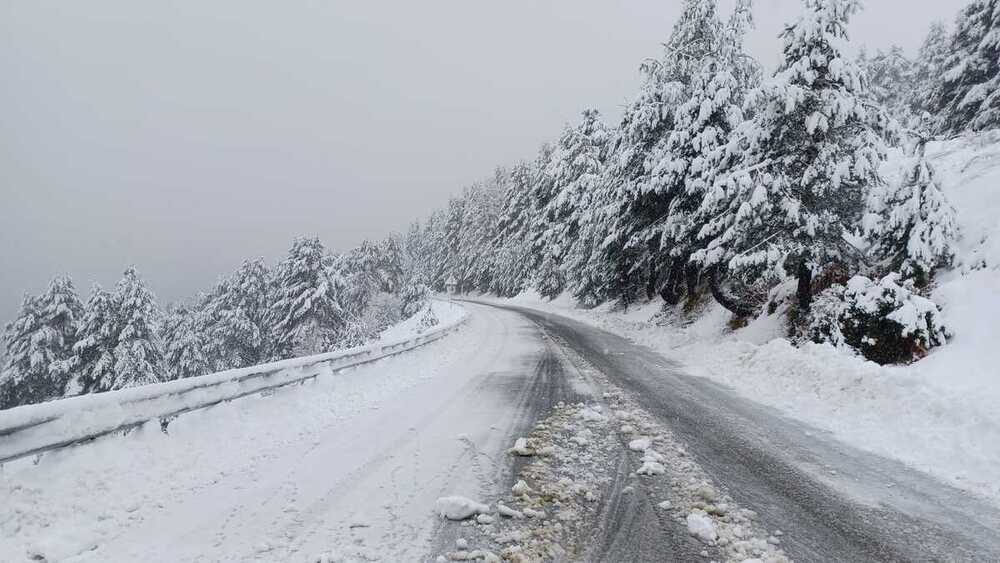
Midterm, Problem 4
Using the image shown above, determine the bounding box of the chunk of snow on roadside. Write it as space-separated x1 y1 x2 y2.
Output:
511 480 533 496
510 437 534 456
641 449 665 463
687 511 718 543
695 484 718 502
523 508 546 519
636 460 666 476
628 437 651 451
435 496 490 520
497 503 524 519
576 407 607 424
495 531 525 544
469 550 501 562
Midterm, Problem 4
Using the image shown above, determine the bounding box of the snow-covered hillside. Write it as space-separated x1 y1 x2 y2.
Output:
495 131 1000 505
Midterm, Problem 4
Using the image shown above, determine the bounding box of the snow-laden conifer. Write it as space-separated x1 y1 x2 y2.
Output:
599 0 729 304
489 163 536 297
0 276 83 407
71 284 118 394
858 46 915 127
931 0 1000 133
162 304 215 380
111 266 166 389
645 0 757 303
269 237 348 358
865 118 960 286
911 22 952 122
211 258 272 368
692 0 891 316
533 109 609 300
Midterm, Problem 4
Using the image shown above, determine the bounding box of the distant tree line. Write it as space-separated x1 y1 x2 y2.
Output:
405 0 989 363
0 236 432 410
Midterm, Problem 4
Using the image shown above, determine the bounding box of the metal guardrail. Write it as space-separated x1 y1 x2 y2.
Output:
0 302 468 465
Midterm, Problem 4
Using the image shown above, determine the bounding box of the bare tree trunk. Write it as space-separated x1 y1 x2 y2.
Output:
686 264 699 296
796 260 813 313
645 261 658 301
707 268 756 318
658 258 683 305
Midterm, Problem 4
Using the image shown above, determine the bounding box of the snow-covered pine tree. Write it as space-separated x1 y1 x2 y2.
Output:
211 258 272 368
402 220 429 284
865 116 960 287
911 22 952 120
376 237 405 295
533 109 609 301
71 284 119 394
565 173 623 306
345 237 405 306
268 237 348 358
600 0 730 305
1 295 43 408
559 115 612 306
340 241 381 320
456 178 502 294
399 275 431 319
0 276 83 408
859 46 916 127
930 0 1000 133
489 163 535 297
645 0 758 304
423 210 449 291
692 0 891 318
521 142 558 280
441 198 466 291
162 303 215 380
112 266 166 389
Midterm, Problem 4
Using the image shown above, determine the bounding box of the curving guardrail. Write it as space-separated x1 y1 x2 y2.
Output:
0 300 468 465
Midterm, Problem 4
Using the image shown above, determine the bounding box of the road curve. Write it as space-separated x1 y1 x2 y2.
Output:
473 299 1000 563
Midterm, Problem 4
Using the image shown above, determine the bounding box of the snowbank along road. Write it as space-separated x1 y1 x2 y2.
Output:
3 300 1000 561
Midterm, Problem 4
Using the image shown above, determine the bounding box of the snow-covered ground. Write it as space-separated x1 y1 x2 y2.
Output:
0 301 543 562
379 298 464 341
490 131 1000 506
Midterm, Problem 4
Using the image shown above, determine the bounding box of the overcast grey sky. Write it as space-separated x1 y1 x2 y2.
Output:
0 0 959 320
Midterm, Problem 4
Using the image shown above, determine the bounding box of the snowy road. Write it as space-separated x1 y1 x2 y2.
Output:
5 301 1000 562
475 300 1000 562
1 303 584 562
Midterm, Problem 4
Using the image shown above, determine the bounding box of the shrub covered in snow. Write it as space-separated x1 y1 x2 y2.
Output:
399 278 431 320
417 306 439 332
809 274 949 364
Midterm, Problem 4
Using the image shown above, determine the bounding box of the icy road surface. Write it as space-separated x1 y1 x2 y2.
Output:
4 301 1000 562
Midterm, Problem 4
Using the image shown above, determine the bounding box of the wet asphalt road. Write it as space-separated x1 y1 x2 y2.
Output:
470 300 1000 563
